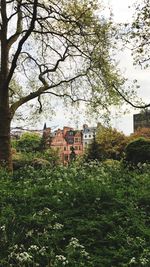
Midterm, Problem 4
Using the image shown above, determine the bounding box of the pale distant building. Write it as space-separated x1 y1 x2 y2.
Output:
133 110 150 132
82 124 96 149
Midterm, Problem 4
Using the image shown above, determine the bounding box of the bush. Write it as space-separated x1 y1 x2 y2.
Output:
31 158 51 169
15 132 41 152
12 148 59 170
125 137 150 165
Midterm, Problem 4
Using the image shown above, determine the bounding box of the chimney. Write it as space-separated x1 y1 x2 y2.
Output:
83 124 88 129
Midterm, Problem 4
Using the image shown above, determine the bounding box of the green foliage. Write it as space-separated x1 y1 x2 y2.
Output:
15 132 41 153
0 162 150 266
125 137 150 165
12 148 59 170
8 0 124 120
85 135 103 161
96 126 128 160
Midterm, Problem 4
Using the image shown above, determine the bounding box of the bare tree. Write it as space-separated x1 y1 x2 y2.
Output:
0 0 124 170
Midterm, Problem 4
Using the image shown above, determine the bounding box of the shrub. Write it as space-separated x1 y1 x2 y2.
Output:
85 136 103 162
15 132 41 152
31 158 51 169
125 137 150 165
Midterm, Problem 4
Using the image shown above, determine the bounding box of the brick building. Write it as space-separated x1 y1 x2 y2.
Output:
51 127 83 164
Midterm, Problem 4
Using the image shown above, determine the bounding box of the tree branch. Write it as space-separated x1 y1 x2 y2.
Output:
113 83 150 109
10 72 88 115
7 0 38 86
7 0 23 49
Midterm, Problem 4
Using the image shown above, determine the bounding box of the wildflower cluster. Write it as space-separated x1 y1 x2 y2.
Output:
9 245 33 264
8 244 48 265
54 255 69 266
66 237 90 261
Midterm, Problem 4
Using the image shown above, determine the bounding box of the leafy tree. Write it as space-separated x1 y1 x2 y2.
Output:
70 146 76 162
0 0 129 170
85 134 102 161
39 123 52 151
130 127 150 141
125 137 150 165
96 125 128 160
16 132 41 152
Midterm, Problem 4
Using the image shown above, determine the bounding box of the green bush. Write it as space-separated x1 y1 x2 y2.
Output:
125 137 150 165
15 132 41 152
12 148 59 170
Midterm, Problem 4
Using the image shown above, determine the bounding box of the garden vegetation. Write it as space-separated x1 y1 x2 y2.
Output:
0 161 150 266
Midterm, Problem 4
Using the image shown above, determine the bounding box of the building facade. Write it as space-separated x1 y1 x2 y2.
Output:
133 110 150 132
82 124 96 149
50 127 83 164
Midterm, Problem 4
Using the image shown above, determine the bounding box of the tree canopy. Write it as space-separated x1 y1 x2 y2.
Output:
130 127 150 141
0 0 126 169
5 0 123 117
96 125 128 160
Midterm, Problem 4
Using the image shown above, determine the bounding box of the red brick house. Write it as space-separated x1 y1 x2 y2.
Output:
51 127 83 164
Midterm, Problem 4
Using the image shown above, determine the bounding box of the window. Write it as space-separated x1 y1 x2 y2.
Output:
75 138 78 143
75 146 78 150
64 147 67 151
64 155 68 161
69 131 73 136
85 135 87 138
89 135 91 138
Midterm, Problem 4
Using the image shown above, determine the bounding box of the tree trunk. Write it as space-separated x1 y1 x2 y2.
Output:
0 106 13 171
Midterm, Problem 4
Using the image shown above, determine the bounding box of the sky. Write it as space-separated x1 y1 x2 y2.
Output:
108 0 150 134
45 0 150 135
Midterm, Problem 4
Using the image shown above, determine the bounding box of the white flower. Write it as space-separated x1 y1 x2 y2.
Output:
53 223 64 230
81 249 89 258
140 257 149 265
55 255 69 265
39 246 47 256
16 252 32 263
28 245 39 251
0 225 5 231
26 229 34 237
68 238 84 249
58 190 63 194
129 257 136 264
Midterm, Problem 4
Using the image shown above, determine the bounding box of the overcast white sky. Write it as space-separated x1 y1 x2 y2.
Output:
109 0 134 23
108 0 150 134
